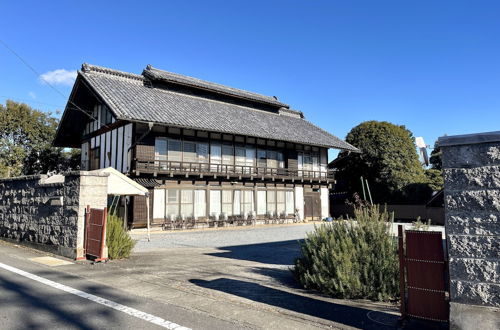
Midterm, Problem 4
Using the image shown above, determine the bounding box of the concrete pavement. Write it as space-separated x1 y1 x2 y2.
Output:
1 222 436 329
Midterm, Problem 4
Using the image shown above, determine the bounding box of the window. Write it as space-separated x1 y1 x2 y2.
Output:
194 190 206 218
298 153 303 173
267 190 276 215
303 154 312 171
257 190 266 215
257 149 266 172
183 141 196 163
277 191 286 215
222 190 233 216
267 150 277 168
168 139 182 162
209 190 221 216
286 191 294 214
210 144 221 171
166 189 179 218
89 147 100 170
242 190 253 216
197 142 209 163
235 147 246 172
155 138 167 170
277 152 284 169
222 145 234 173
233 190 241 215
246 147 256 174
320 149 327 177
312 155 319 177
180 190 194 217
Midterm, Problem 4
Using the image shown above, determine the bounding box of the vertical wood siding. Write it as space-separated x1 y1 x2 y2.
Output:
105 131 111 167
83 123 134 173
116 126 124 171
123 124 133 172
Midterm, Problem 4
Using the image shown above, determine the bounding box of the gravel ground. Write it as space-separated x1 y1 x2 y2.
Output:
131 223 318 252
131 221 445 253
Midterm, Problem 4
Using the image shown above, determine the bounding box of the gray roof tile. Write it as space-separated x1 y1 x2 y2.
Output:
78 64 358 151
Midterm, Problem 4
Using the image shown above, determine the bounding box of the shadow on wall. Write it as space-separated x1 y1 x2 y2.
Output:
190 277 398 329
206 239 305 265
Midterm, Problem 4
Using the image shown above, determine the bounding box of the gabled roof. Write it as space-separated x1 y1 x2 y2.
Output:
56 63 358 151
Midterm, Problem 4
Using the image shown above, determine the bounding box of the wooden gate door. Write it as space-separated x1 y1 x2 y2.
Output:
84 206 108 262
398 226 448 323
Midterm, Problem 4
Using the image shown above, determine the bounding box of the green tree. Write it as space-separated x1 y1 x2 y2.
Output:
429 144 442 170
0 100 80 178
424 168 444 191
335 121 426 204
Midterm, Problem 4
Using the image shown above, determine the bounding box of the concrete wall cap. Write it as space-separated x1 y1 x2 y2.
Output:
0 174 47 183
438 131 500 147
63 171 110 177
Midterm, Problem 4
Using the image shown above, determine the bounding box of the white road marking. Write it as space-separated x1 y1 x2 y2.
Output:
0 262 190 330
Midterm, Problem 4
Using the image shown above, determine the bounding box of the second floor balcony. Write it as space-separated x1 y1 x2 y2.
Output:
133 158 335 182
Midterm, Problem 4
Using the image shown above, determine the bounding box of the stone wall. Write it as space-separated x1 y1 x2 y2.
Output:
0 171 108 259
439 132 500 330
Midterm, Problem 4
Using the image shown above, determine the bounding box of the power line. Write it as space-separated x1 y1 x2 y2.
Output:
0 39 109 128
0 95 65 108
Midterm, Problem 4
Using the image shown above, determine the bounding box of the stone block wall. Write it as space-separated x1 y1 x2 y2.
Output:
0 171 108 259
440 132 500 330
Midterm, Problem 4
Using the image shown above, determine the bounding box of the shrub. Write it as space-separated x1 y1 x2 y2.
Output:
293 204 399 301
106 213 136 259
411 217 431 231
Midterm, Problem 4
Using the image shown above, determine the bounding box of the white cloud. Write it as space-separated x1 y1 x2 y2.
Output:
28 91 36 99
39 69 77 86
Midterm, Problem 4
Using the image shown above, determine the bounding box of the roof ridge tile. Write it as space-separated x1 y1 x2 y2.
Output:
81 63 144 81
143 65 290 108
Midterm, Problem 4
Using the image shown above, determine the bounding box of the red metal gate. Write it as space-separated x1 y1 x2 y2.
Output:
84 206 108 262
398 225 449 323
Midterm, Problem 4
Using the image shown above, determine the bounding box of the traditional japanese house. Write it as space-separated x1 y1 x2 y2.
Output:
54 63 358 228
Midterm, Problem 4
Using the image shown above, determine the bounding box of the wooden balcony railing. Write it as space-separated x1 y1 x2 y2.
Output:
134 158 334 181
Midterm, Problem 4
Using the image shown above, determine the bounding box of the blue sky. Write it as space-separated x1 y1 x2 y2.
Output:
1 1 499 159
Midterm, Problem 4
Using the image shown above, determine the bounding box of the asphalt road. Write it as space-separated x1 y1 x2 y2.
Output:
0 243 243 330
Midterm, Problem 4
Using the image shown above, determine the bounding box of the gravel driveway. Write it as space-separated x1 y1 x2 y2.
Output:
131 223 318 252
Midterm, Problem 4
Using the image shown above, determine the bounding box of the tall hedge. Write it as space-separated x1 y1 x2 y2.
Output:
293 205 399 301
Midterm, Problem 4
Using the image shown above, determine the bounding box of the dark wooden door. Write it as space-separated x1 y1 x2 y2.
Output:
304 192 321 220
304 195 313 219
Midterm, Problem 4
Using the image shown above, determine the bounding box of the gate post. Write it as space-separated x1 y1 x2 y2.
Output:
95 207 108 262
76 205 90 261
398 225 406 319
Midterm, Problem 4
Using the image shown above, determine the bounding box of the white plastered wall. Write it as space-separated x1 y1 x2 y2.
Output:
294 186 304 221
320 187 329 219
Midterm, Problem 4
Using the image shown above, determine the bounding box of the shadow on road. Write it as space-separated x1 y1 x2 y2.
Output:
0 270 135 329
190 277 399 329
206 239 304 265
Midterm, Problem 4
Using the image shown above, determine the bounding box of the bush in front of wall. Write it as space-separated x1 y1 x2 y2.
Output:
106 213 136 259
293 204 399 301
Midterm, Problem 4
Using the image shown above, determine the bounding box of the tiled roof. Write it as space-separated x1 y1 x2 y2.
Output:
143 65 289 108
76 64 358 151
